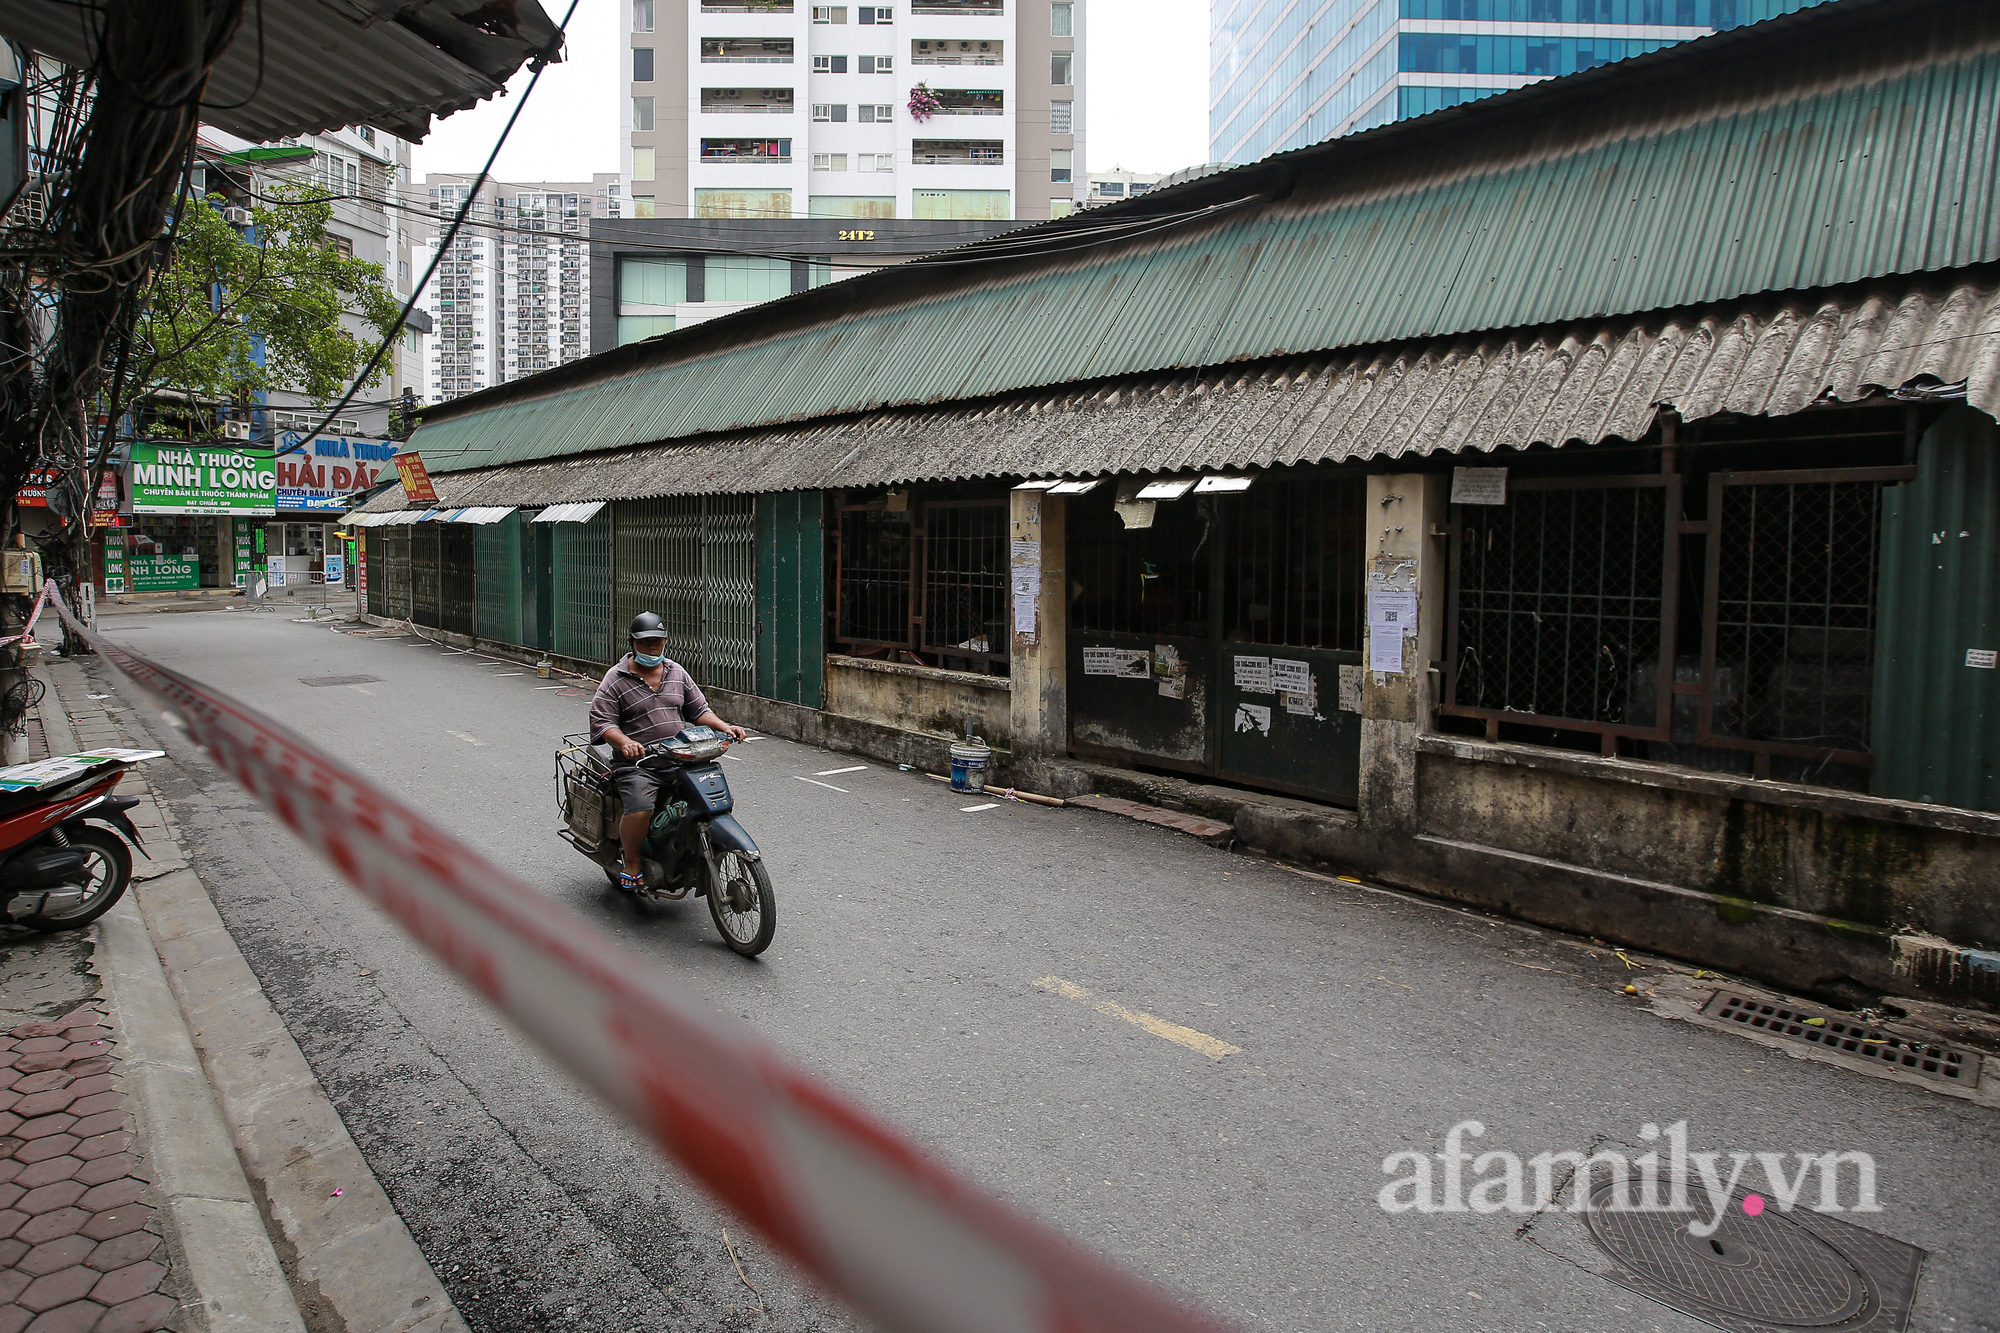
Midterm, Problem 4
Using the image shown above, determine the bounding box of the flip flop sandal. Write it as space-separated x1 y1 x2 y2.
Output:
619 871 645 893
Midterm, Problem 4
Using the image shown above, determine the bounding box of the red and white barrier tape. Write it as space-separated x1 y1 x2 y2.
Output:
44 584 1234 1333
0 578 54 648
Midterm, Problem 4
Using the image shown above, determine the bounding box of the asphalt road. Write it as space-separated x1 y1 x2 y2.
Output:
77 606 1999 1333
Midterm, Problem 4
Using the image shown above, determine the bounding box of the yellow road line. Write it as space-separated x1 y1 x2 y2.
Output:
1033 976 1241 1060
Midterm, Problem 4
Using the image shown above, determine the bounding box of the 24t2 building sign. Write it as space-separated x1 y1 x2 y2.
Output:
128 442 277 515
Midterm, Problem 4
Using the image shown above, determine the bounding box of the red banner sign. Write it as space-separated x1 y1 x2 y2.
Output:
393 451 437 505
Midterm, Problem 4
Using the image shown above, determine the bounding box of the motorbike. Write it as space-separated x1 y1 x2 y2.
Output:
0 749 157 932
555 726 776 957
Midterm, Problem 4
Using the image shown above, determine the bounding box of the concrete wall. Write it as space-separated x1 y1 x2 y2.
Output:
823 654 1012 750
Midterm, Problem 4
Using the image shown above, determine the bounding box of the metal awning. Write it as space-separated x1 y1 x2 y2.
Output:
450 507 514 524
0 0 562 142
530 502 605 524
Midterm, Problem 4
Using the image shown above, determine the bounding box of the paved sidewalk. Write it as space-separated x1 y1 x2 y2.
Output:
0 1004 176 1333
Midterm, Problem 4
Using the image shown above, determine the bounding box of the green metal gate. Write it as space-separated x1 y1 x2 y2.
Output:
1873 406 2000 812
410 523 440 627
614 495 757 694
475 514 525 645
439 526 476 636
553 506 614 664
383 526 411 620
756 491 825 706
364 530 385 617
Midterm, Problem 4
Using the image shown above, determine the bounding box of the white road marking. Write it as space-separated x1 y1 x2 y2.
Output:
815 766 867 776
348 685 375 696
794 776 849 793
961 803 999 812
491 673 523 677
447 731 485 747
533 685 566 690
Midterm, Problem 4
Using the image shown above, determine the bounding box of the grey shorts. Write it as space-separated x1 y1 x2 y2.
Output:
610 765 668 816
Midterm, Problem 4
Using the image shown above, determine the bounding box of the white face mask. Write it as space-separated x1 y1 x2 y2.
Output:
633 644 666 667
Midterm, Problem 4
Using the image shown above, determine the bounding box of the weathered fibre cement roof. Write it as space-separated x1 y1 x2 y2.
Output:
0 0 561 142
357 269 2000 510
409 0 2000 476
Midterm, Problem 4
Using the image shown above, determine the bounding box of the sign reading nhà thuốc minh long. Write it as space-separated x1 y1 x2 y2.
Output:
128 442 276 515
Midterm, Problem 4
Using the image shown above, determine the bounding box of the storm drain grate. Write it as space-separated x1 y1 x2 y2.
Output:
299 675 383 687
1701 990 1981 1086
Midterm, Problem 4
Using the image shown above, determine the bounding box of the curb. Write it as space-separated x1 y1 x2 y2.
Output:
38 663 465 1333
34 673 306 1333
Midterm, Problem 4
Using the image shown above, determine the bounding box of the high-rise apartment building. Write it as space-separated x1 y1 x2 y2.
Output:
1210 0 1833 166
625 0 1084 222
417 175 623 402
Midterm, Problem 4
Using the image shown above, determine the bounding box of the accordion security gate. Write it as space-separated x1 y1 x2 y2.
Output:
613 496 758 695
553 507 614 665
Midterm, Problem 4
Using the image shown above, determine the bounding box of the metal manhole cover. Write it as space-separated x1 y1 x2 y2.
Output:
1581 1177 1924 1332
1702 991 1981 1087
299 675 383 687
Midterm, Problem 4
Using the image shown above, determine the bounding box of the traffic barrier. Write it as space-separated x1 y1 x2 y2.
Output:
40 585 1234 1333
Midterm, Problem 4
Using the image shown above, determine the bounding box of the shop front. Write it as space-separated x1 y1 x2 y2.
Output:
274 431 401 593
111 440 278 593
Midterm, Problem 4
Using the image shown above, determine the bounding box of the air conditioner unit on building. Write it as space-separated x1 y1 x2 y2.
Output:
223 419 251 440
221 206 253 227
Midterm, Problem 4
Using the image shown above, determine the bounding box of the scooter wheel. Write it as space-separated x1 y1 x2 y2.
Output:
704 852 774 958
23 827 131 932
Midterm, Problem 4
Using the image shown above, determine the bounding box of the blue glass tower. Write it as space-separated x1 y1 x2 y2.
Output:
1211 0 1835 165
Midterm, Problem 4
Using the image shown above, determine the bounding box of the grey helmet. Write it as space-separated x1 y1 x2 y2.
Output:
629 611 666 639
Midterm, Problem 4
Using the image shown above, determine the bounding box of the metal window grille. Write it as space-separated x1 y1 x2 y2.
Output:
835 505 912 649
920 499 1006 668
1445 476 1678 738
1068 489 1211 638
1698 468 1904 765
1222 475 1365 650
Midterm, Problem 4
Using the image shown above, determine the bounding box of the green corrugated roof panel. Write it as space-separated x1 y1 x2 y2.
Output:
415 0 2000 474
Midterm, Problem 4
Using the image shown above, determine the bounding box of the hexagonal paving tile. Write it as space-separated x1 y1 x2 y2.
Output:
87 1260 162 1307
15 1236 91 1279
13 1208 87 1246
78 1206 149 1243
13 1184 83 1219
11 1162 78 1193
82 1232 155 1274
15 1264 96 1313
97 1291 178 1333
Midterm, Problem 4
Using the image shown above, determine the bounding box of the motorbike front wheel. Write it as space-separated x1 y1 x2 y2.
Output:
24 826 132 932
704 849 774 957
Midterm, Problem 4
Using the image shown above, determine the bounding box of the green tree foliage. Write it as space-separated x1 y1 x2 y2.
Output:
135 184 402 408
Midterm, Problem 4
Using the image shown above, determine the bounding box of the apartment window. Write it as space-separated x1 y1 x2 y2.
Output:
703 86 796 112
857 152 895 172
836 494 1009 673
910 139 1003 165
1050 148 1072 183
859 6 893 21
813 153 850 171
1051 99 1072 133
1050 199 1074 218
813 54 849 72
813 5 847 20
632 146 656 181
1050 51 1072 85
632 96 654 131
1050 2 1072 35
701 137 794 162
633 0 654 31
859 54 893 73
1094 179 1124 196
911 0 1003 11
857 103 893 123
633 47 654 81
813 103 849 121
702 1 795 9
705 37 795 61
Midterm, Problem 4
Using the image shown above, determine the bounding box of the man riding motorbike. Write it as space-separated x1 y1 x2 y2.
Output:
589 612 749 893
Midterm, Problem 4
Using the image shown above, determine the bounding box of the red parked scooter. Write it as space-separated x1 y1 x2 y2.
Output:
0 749 157 932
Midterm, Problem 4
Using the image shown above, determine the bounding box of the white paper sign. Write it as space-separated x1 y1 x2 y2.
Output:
1233 655 1272 693
1451 467 1508 505
1280 681 1316 715
1369 629 1406 673
1083 647 1151 678
1011 539 1041 566
1969 648 1998 669
1270 657 1312 694
1338 664 1363 713
1012 575 1038 635
1367 591 1418 636
1233 703 1271 735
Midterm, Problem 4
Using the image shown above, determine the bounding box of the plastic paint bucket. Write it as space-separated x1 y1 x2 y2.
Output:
949 738 992 793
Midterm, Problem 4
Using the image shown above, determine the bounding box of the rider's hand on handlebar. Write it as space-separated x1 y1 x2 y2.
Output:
618 737 647 760
720 724 748 742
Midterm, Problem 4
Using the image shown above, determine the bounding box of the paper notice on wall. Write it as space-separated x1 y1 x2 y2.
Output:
1369 628 1406 673
1083 647 1151 678
1154 643 1187 700
1270 657 1312 694
1280 676 1317 716
1012 573 1038 636
1338 664 1363 713
1969 648 1998 669
1367 591 1418 637
1011 539 1041 567
1451 467 1507 505
1233 655 1272 693
1233 702 1272 735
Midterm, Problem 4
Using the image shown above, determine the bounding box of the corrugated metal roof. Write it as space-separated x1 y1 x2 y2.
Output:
359 269 2000 511
0 0 560 141
411 0 2000 475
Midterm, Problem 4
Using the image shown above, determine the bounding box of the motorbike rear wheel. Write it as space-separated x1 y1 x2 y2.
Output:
24 827 131 932
704 850 774 957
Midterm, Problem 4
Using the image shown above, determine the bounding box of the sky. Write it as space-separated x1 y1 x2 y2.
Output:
409 0 1210 183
